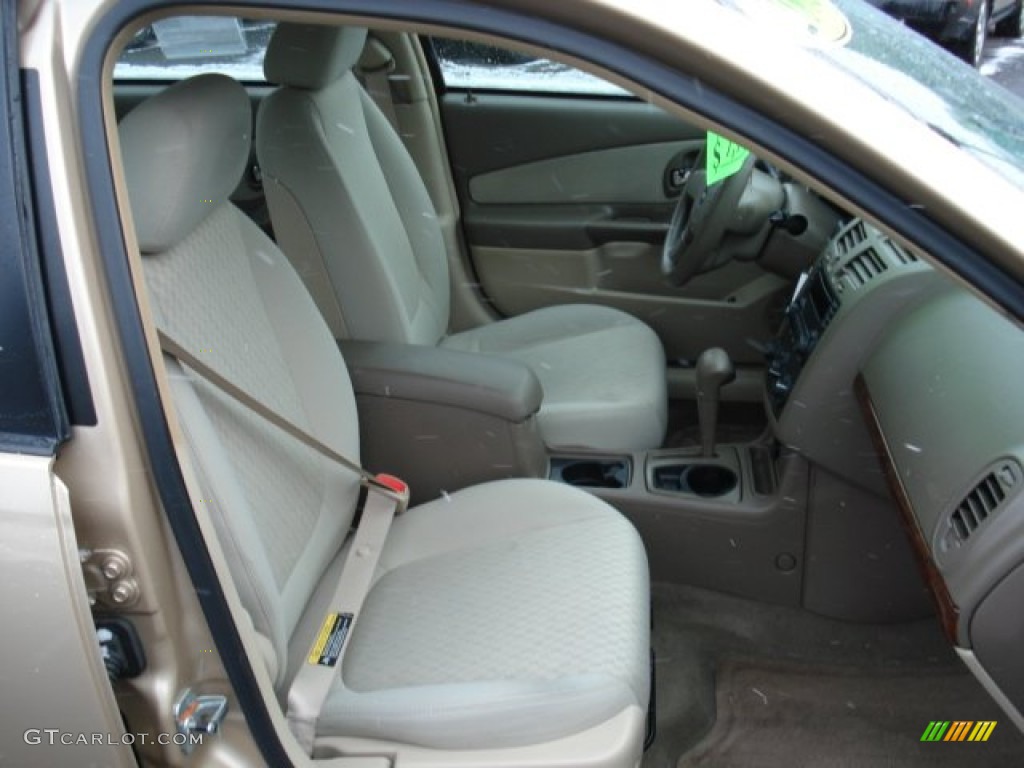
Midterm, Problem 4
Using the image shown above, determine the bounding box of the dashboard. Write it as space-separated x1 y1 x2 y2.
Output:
766 218 1024 730
766 220 947 495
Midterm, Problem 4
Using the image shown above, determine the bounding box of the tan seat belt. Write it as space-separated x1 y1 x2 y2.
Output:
285 485 400 753
157 330 409 754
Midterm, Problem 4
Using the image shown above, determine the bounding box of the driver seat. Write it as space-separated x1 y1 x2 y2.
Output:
256 22 668 453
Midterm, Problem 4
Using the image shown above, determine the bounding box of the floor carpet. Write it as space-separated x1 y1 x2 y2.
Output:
644 583 1024 768
678 660 1018 767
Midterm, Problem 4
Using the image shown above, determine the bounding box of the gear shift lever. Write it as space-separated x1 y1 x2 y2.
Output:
696 348 736 458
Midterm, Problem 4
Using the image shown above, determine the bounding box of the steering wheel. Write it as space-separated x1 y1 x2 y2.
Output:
661 149 756 286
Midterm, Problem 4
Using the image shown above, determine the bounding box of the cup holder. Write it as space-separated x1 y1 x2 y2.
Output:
686 465 738 497
651 463 738 498
551 458 630 489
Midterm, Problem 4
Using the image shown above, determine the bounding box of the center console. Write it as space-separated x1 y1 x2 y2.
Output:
546 219 946 617
548 438 806 606
649 457 739 499
341 339 548 504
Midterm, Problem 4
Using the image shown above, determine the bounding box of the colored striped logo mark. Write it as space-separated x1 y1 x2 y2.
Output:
921 721 997 742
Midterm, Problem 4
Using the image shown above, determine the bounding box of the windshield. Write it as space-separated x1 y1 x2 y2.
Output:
723 0 1024 184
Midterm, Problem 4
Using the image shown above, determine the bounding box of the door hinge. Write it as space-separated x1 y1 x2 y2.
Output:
79 548 140 608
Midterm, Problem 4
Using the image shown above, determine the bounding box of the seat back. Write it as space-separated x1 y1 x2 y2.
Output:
257 23 450 346
119 74 363 686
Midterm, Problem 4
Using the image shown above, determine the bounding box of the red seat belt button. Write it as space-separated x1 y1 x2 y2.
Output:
375 473 408 495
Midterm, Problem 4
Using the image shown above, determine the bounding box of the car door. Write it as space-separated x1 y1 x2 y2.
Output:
2 1 134 760
429 38 798 374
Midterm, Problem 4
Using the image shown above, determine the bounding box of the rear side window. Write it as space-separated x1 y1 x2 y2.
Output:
114 16 274 81
431 38 628 96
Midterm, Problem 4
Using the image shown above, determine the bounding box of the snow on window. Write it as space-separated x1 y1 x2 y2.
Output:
113 20 627 97
114 17 274 81
433 39 629 96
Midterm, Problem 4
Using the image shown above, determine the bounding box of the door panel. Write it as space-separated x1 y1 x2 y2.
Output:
442 93 699 175
441 91 790 368
469 141 691 205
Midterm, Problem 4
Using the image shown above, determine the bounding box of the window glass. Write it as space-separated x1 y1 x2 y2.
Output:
114 17 274 81
431 38 629 96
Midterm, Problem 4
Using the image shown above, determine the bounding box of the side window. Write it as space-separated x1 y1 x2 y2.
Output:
114 16 275 81
431 38 628 96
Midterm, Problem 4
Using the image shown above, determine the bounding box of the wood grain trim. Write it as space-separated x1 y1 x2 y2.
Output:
855 374 960 642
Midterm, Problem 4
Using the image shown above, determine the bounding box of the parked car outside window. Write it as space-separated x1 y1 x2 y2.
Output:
866 0 1024 68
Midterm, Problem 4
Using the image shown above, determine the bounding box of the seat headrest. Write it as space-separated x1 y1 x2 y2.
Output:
119 74 251 253
264 23 368 89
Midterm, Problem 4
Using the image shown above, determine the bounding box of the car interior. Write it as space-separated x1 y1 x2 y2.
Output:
93 8 1024 767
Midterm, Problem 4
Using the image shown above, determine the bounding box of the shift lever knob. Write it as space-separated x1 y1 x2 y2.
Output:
696 348 736 458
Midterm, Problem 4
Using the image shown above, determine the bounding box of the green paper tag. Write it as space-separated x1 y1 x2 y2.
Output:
706 132 751 186
777 0 819 12
769 0 853 44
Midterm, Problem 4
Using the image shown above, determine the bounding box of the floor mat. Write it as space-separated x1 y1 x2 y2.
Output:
678 659 1022 767
644 584 1024 768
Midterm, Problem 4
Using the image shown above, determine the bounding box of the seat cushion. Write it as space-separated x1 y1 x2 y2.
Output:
443 305 667 452
300 479 650 750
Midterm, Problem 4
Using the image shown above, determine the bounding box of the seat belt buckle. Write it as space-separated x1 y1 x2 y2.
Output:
371 473 410 514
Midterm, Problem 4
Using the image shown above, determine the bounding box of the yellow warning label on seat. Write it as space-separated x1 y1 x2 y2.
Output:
307 612 353 666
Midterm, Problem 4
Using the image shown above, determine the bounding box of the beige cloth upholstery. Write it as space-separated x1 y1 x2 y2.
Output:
258 36 450 347
264 23 369 89
257 22 668 453
120 74 250 252
119 74 650 755
291 480 650 749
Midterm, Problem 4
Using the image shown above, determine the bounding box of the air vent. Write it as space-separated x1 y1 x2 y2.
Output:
841 246 888 288
946 463 1019 547
889 242 918 265
836 220 867 254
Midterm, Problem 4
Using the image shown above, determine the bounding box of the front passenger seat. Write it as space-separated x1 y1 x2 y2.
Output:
119 73 650 763
256 23 668 453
